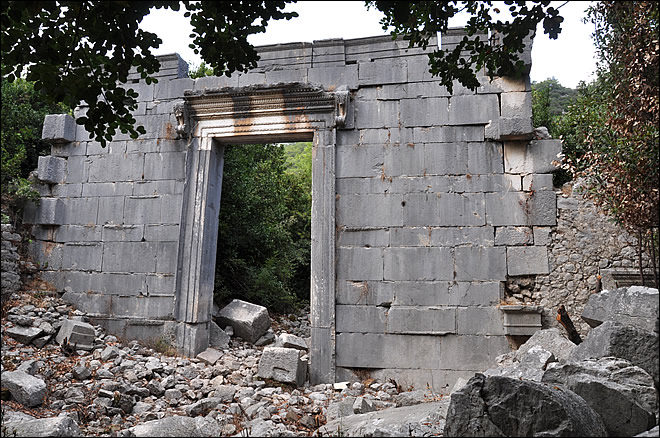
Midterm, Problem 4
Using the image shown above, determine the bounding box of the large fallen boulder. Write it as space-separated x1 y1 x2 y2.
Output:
570 320 659 388
1 370 47 407
485 328 576 382
129 415 220 437
515 327 577 361
318 399 449 437
216 299 270 344
1 411 82 437
582 286 659 331
444 374 608 437
484 345 556 381
542 357 658 437
257 347 306 386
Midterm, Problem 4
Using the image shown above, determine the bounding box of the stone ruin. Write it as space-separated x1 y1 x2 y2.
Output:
24 29 562 392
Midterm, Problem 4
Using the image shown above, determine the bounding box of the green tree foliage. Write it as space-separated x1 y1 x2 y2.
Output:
553 76 614 173
1 76 70 207
1 1 297 146
214 143 311 313
531 77 578 131
2 1 566 144
554 1 658 285
189 62 215 79
530 77 579 186
531 81 553 133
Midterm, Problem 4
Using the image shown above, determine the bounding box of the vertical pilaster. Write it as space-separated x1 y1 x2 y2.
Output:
174 136 224 356
310 128 336 384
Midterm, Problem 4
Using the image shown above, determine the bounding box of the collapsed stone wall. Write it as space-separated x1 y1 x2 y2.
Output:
533 181 655 336
24 30 561 392
1 222 22 299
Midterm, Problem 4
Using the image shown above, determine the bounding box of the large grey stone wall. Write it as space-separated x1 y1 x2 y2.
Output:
25 31 560 392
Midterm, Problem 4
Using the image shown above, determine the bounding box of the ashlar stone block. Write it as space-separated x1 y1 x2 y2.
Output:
216 299 271 344
384 247 453 281
448 94 499 125
504 140 562 174
27 198 64 225
485 191 556 226
336 305 388 333
455 247 507 281
37 156 67 184
337 247 384 280
55 319 95 350
495 226 533 246
257 347 306 386
42 114 76 143
501 92 532 118
507 246 550 275
387 306 456 334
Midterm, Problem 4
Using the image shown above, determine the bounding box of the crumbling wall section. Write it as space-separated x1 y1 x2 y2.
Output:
530 181 656 336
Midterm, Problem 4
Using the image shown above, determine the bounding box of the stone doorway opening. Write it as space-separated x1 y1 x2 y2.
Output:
212 141 313 330
174 83 342 383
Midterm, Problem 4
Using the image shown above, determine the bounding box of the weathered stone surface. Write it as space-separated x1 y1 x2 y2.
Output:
6 326 44 345
211 384 237 402
55 319 95 350
392 390 431 407
507 246 549 275
570 321 659 388
543 357 658 437
319 400 449 437
495 226 533 246
72 365 92 380
444 374 608 437
636 425 660 437
353 396 376 414
37 156 67 184
2 370 48 407
515 328 577 362
100 345 120 361
216 299 270 344
185 397 222 417
504 139 562 174
326 396 357 421
42 114 76 143
485 345 556 381
254 329 276 347
208 321 230 349
275 333 308 351
257 347 306 386
196 347 222 366
24 198 64 225
129 416 220 437
581 286 659 331
1 411 82 437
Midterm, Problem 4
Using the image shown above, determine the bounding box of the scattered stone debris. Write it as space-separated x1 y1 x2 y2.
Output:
2 285 658 437
1 292 442 437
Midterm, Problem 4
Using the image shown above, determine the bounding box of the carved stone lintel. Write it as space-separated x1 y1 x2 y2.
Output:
334 85 349 127
173 101 187 138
